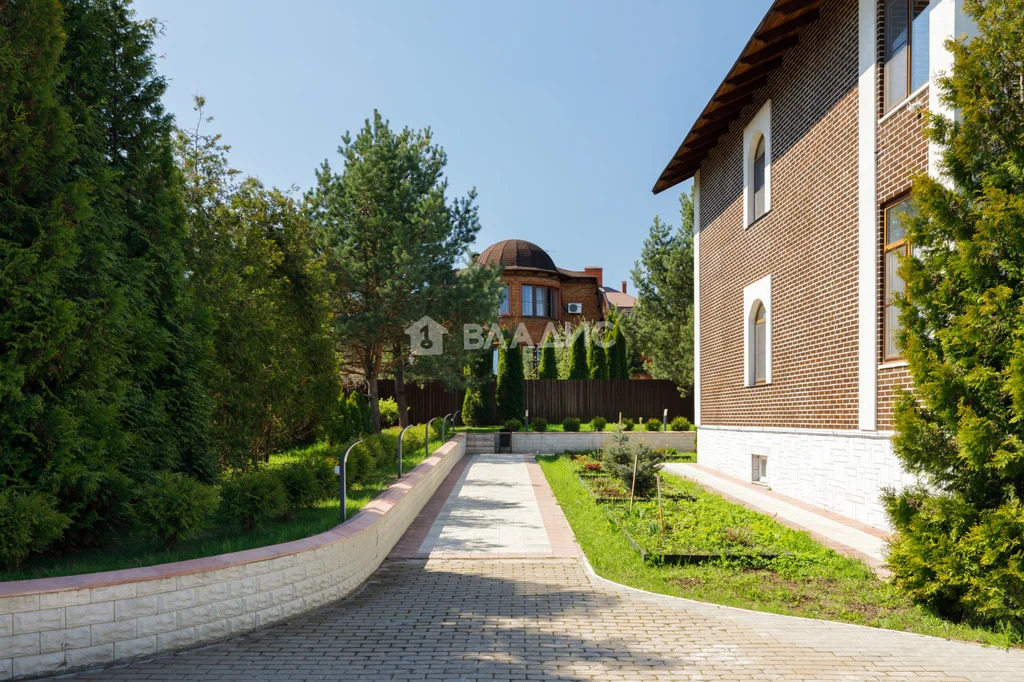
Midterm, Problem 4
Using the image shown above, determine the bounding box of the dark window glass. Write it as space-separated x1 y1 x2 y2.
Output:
522 285 533 316
498 285 510 315
754 302 767 384
885 0 930 113
753 136 766 220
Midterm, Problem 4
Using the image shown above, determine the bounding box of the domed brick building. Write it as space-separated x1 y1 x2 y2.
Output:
477 239 623 345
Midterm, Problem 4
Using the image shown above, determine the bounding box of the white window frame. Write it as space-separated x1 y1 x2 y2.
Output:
751 454 768 485
743 274 772 387
743 100 772 228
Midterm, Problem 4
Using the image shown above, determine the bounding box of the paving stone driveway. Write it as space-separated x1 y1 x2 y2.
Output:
68 454 1024 681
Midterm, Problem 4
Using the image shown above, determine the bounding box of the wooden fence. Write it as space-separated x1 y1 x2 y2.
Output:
378 379 692 425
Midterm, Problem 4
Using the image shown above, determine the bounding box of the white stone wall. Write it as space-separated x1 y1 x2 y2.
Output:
0 435 466 680
697 425 917 530
510 430 696 455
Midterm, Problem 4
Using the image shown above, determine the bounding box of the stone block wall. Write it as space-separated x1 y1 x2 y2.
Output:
0 435 466 680
697 426 916 530
508 430 696 455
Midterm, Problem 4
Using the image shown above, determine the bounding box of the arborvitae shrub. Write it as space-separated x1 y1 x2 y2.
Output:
562 417 581 432
621 418 635 431
0 491 72 569
532 417 548 432
135 472 219 548
645 418 662 432
378 398 400 428
591 416 607 432
221 470 288 531
503 418 523 432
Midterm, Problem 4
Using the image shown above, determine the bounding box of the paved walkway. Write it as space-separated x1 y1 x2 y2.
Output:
662 462 890 568
67 453 1024 681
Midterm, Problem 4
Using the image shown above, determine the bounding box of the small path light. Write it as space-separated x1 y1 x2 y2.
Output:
663 408 668 432
525 409 529 431
339 439 363 523
442 413 452 442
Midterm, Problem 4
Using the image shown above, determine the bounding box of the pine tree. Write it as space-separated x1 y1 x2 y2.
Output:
629 192 695 394
605 306 630 379
567 326 589 380
883 0 1024 631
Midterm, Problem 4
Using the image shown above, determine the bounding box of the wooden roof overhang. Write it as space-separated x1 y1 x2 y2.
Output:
652 0 824 194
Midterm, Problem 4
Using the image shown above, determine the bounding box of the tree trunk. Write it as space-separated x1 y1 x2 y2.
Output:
394 355 410 427
365 353 382 433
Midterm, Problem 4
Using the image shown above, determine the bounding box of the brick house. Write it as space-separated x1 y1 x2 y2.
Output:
477 239 608 345
653 0 975 529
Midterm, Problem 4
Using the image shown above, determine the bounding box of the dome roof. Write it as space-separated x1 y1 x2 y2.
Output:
478 239 557 272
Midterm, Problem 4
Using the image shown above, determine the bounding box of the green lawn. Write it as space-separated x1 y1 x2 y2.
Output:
0 434 444 583
539 454 1014 648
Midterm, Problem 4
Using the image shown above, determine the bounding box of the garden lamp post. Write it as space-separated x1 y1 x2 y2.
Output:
397 424 415 477
442 413 452 442
340 439 363 523
426 417 438 457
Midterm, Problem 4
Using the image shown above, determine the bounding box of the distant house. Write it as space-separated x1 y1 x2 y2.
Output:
652 0 974 529
477 239 607 345
601 282 636 315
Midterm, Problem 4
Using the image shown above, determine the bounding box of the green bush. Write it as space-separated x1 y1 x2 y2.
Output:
221 470 289 531
621 418 635 431
496 340 525 422
378 397 400 428
600 429 664 497
591 416 607 431
0 491 72 569
645 418 663 432
503 418 523 432
562 417 581 432
328 391 371 445
276 462 323 510
532 417 548 432
670 416 692 431
135 472 220 548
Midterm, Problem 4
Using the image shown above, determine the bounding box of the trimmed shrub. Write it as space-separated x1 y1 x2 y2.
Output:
670 416 692 431
221 470 289 531
621 418 635 431
562 417 581 432
0 491 72 569
378 397 400 428
276 462 322 510
135 472 220 548
503 418 523 432
591 416 607 432
532 417 548 432
645 418 663 432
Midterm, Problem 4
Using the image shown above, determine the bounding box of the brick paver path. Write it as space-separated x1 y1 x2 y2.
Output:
68 454 1024 681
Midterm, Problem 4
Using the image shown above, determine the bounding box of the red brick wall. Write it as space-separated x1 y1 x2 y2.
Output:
498 271 602 344
697 0 861 429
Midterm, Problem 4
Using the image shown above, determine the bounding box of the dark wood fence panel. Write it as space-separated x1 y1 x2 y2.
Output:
524 379 691 423
379 379 690 425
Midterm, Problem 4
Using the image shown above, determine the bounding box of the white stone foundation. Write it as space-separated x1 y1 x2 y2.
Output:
697 425 918 530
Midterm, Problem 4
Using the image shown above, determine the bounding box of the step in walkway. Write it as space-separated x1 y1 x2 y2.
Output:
68 452 1024 681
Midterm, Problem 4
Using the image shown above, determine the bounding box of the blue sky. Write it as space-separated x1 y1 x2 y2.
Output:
135 0 770 289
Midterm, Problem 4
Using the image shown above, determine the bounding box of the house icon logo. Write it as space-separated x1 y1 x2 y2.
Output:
406 316 447 356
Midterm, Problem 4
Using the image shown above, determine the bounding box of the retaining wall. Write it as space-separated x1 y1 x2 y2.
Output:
508 430 695 454
0 434 466 680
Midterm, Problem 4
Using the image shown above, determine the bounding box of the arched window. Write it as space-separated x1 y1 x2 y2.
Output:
753 301 767 385
743 101 771 227
753 136 767 221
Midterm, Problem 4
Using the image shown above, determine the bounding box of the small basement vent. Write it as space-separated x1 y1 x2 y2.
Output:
751 454 767 484
567 302 583 314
